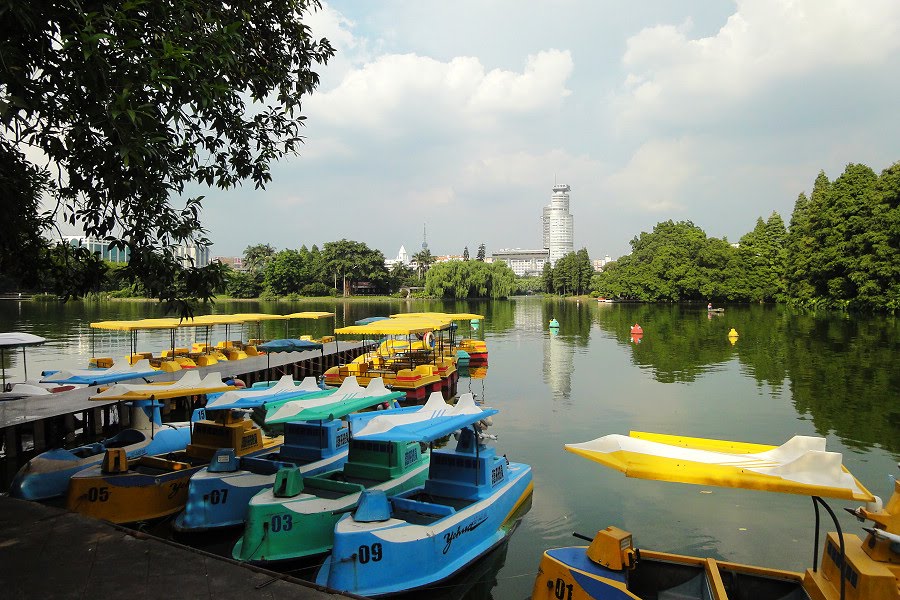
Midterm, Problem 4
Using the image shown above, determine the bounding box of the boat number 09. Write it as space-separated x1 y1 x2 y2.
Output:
357 543 383 564
554 578 574 600
270 514 293 532
87 487 109 502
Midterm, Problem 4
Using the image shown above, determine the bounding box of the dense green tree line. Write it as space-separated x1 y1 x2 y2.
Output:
593 162 899 311
226 239 394 298
424 260 517 299
542 248 594 295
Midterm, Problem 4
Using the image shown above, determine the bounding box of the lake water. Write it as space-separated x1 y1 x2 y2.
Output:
1 298 898 599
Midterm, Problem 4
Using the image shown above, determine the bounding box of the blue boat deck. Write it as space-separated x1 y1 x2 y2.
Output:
0 495 365 600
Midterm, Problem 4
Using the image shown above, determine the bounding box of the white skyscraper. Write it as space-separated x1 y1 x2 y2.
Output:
542 183 574 265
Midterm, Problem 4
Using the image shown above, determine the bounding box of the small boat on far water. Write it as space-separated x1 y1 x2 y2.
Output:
532 431 894 600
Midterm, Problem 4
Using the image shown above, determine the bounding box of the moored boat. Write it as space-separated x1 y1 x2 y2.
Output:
64 374 285 524
232 391 433 563
315 392 533 597
173 378 404 532
532 431 893 600
324 317 456 402
9 411 195 501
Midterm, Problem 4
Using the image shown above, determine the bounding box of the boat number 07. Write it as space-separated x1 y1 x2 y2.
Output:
209 489 229 504
553 578 574 600
87 487 109 502
357 543 382 564
270 514 293 532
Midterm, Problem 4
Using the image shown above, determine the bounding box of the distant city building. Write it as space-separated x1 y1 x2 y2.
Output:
213 256 246 271
491 248 550 276
385 245 411 269
542 183 574 266
434 254 463 263
62 235 129 263
173 243 211 268
61 235 210 267
592 255 612 271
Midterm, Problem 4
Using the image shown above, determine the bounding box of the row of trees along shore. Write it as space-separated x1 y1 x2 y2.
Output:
593 162 899 311
226 239 516 299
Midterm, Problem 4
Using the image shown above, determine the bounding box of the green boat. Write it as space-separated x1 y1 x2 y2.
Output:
232 400 430 563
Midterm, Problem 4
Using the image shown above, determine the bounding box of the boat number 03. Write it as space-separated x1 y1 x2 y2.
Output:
357 543 383 564
270 514 293 532
208 489 229 504
87 487 110 502
552 577 574 600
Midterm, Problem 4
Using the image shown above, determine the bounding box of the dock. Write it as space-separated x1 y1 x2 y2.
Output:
0 495 362 600
0 341 372 486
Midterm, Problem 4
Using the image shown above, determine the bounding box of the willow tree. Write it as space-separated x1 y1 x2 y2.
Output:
1 0 334 314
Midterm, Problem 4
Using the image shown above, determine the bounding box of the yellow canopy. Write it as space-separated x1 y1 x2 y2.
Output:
90 371 235 401
335 321 437 336
284 311 335 320
566 431 875 502
228 313 289 322
91 313 294 331
390 312 484 321
90 318 182 331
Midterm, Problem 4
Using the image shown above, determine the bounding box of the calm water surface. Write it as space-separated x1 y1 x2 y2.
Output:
1 298 899 599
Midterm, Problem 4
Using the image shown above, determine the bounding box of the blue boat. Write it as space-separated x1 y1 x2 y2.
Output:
173 379 401 533
315 393 534 597
203 375 323 411
257 338 324 353
39 358 158 386
9 400 201 501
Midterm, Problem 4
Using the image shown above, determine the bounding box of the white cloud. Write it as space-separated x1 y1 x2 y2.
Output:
306 49 574 137
605 139 700 212
614 0 900 128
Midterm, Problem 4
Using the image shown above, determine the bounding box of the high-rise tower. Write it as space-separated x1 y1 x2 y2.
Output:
542 184 574 265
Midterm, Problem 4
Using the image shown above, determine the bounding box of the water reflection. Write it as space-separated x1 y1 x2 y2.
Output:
2 298 899 600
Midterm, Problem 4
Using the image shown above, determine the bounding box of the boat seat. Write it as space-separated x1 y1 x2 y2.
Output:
658 572 713 600
104 429 146 448
390 496 455 518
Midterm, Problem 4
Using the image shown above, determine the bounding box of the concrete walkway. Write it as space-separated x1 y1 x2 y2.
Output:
0 496 364 600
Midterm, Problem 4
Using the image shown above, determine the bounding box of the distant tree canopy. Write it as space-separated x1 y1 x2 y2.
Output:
0 0 334 315
425 260 516 299
593 162 900 310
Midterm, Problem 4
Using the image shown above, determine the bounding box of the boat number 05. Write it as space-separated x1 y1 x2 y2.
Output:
357 543 383 564
551 577 574 600
167 481 188 499
87 487 110 502
270 514 293 532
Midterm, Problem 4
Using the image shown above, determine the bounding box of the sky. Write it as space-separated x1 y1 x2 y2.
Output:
196 0 900 262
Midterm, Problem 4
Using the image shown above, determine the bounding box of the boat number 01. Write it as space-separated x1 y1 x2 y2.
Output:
357 543 383 564
270 514 293 532
87 487 110 502
553 578 574 600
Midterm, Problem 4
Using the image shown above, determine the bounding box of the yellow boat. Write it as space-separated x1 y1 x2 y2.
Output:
66 374 282 524
533 431 896 600
391 312 488 364
325 317 457 402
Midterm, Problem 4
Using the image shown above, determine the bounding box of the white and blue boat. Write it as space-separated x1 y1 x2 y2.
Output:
202 374 323 411
39 358 158 386
9 400 198 501
315 392 533 597
173 377 404 532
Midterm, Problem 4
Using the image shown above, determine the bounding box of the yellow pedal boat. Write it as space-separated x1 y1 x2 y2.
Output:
533 431 896 600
